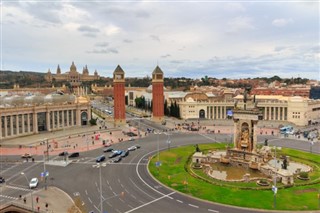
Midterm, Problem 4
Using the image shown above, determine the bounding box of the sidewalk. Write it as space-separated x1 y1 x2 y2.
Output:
12 186 77 213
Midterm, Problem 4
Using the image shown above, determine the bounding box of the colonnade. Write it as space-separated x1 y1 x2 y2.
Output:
0 107 88 139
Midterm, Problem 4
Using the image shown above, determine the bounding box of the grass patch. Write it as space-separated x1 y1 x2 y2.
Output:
149 144 320 210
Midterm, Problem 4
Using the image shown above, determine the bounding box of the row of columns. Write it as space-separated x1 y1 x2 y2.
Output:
0 109 81 139
0 114 34 139
207 106 228 119
264 106 287 121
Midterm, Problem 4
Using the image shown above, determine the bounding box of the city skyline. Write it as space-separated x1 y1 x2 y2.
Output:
1 1 319 80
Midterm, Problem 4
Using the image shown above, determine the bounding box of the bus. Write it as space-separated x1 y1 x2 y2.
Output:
104 109 112 115
279 126 294 134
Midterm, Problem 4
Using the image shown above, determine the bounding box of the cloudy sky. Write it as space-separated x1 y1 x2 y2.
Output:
1 0 319 79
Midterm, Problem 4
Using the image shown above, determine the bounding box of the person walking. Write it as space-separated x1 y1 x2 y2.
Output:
23 197 26 204
36 196 39 203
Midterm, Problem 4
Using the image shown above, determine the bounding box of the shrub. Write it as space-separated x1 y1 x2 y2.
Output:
299 172 309 179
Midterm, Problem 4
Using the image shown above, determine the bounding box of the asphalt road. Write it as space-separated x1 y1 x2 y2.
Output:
0 129 319 213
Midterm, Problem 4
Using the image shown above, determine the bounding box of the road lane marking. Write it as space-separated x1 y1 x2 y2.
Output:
130 194 136 199
208 209 219 213
85 190 88 195
124 192 175 213
129 178 155 199
116 209 121 213
119 198 125 203
176 199 183 203
88 197 92 203
121 184 124 188
106 180 109 185
128 204 134 209
188 204 199 208
106 201 112 207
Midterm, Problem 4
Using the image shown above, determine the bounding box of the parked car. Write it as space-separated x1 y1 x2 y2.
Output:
69 152 80 158
128 137 135 141
128 146 137 151
113 156 122 163
0 177 5 183
96 155 106 162
127 132 137 137
29 178 39 189
103 147 113 153
21 153 32 158
104 142 112 147
120 150 129 158
58 151 68 156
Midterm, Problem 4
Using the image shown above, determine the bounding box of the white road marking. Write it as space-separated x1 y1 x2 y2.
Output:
168 196 173 200
88 197 92 203
106 180 109 185
106 201 112 207
85 190 88 195
176 199 183 203
188 204 199 208
125 189 129 193
118 178 121 183
208 209 219 213
119 198 125 203
121 184 124 188
130 194 136 199
129 178 155 199
0 194 18 200
109 186 113 191
124 192 175 213
116 209 121 213
95 182 98 188
128 204 134 209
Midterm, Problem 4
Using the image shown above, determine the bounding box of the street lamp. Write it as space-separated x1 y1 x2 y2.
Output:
94 163 104 213
21 172 34 212
154 131 162 163
272 146 278 209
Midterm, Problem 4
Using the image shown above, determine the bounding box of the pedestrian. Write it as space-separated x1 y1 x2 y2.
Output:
36 196 39 203
45 203 48 209
37 206 40 212
19 195 22 200
23 197 26 204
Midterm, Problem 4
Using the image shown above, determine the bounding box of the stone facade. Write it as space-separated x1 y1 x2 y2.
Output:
113 65 126 125
152 66 164 122
44 62 100 86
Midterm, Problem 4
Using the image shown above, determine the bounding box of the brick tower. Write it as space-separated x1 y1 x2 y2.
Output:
152 66 164 122
113 65 126 125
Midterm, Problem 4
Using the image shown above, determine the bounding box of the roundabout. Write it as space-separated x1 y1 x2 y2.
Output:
148 143 320 211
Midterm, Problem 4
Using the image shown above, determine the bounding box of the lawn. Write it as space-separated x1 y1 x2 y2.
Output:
148 143 320 210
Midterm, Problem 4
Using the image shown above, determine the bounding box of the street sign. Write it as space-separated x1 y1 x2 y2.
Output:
272 185 277 194
45 171 49 177
40 172 44 177
155 161 161 167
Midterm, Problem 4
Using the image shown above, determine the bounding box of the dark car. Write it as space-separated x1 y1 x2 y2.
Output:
120 150 129 158
0 177 5 183
103 148 113 153
113 156 122 163
59 151 68 156
127 132 137 137
69 152 80 158
96 155 106 162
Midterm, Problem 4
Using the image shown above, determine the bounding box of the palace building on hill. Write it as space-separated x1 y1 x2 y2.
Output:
44 62 100 86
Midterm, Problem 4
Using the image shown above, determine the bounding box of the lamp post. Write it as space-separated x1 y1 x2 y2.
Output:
273 146 277 209
96 163 103 213
21 172 34 212
154 131 161 163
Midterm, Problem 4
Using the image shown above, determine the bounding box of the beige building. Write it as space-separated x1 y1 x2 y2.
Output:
0 94 91 139
45 62 100 86
169 93 320 126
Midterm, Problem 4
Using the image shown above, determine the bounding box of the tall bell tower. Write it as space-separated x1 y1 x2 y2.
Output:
152 66 164 122
113 65 126 125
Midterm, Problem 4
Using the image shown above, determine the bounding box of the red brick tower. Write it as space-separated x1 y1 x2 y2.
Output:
152 66 164 122
113 65 126 125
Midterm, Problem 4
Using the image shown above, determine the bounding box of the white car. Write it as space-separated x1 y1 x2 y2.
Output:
128 146 137 151
29 178 38 189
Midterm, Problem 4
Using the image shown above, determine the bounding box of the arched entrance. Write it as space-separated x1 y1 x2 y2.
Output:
199 109 205 118
81 112 88 125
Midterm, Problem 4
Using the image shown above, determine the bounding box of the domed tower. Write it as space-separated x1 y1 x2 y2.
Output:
70 61 77 73
113 65 126 125
82 65 89 75
152 65 164 122
56 65 61 75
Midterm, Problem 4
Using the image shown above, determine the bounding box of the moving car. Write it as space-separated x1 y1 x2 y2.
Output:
58 151 68 156
96 155 106 162
128 145 141 151
21 153 32 158
103 147 113 153
69 152 80 158
29 178 39 189
128 137 135 141
113 156 122 163
120 150 129 158
128 146 137 151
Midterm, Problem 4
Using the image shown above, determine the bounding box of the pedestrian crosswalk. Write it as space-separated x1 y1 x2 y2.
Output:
3 184 32 192
0 194 19 200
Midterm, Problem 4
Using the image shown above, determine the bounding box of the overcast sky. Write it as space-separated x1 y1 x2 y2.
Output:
1 0 319 80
